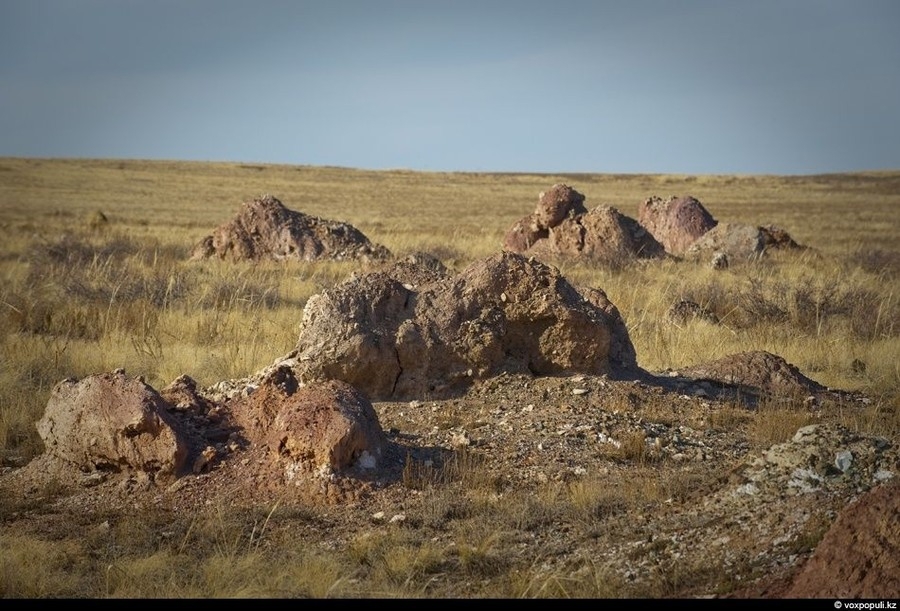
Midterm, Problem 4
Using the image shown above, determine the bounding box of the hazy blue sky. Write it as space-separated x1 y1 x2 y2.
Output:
2 0 899 174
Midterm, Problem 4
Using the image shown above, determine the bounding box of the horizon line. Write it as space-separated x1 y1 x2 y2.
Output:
2 154 899 179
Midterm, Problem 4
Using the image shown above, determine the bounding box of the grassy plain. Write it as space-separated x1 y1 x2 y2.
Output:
0 157 898 597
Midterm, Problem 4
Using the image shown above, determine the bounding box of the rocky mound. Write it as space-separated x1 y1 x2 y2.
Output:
505 185 807 268
684 222 802 262
288 251 638 400
189 195 391 262
528 204 666 265
503 184 665 266
783 480 900 598
18 366 393 501
637 195 718 256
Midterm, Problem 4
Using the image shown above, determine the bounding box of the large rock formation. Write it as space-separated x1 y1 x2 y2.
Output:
290 251 638 400
36 371 189 483
190 195 391 262
637 195 718 256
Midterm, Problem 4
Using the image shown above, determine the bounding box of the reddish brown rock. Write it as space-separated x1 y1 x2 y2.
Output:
503 186 665 266
637 195 718 256
503 183 586 253
36 370 188 482
190 194 391 262
269 379 387 475
502 214 547 253
159 374 217 414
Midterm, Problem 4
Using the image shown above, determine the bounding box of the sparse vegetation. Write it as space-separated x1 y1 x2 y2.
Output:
1 158 898 598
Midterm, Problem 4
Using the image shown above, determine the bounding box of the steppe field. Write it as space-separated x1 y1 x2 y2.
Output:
1 157 898 598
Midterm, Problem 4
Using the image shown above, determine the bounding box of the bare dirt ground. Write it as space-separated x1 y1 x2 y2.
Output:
2 362 896 599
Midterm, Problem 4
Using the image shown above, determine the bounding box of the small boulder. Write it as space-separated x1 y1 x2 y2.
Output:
535 183 588 229
227 369 387 476
684 222 802 262
269 379 387 476
36 371 189 482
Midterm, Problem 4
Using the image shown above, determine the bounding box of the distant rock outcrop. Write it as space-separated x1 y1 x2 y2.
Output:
502 183 587 252
529 204 666 264
504 184 665 266
190 195 391 262
637 195 718 256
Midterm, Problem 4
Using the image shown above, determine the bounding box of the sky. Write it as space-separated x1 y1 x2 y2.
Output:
1 0 899 175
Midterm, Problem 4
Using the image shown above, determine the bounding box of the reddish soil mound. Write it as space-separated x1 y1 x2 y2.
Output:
677 350 827 400
783 480 900 598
